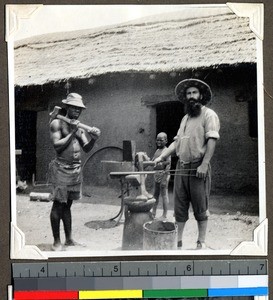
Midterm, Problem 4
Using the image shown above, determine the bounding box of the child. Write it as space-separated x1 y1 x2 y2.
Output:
152 132 171 219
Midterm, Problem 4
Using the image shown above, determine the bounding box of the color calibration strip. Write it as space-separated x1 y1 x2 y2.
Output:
13 287 269 300
12 260 268 299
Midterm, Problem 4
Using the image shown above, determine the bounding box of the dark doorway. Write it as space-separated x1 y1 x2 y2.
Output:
15 111 37 181
248 99 258 138
156 102 185 184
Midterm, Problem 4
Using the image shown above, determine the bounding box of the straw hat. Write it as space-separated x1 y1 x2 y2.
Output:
175 79 212 104
62 93 86 108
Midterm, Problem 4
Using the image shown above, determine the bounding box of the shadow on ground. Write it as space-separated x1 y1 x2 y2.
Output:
80 185 259 215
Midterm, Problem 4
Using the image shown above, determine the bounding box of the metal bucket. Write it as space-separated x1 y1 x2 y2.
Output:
143 220 178 250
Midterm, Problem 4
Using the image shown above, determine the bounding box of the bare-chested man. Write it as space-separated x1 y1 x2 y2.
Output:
49 93 100 251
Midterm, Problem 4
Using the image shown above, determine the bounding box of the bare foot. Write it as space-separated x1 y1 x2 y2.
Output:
196 241 207 249
51 242 62 251
177 240 182 249
152 209 156 219
64 239 77 246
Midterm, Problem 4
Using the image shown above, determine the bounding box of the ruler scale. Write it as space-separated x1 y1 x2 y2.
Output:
12 260 268 299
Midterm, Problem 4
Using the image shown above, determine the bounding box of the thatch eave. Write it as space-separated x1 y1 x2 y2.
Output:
14 61 256 89
14 12 256 88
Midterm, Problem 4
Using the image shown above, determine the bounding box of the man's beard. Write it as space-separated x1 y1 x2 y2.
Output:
185 99 202 117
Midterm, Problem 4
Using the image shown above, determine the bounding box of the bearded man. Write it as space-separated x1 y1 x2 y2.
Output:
154 79 220 250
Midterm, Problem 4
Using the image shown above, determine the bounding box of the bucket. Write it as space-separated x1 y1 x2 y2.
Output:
143 220 177 250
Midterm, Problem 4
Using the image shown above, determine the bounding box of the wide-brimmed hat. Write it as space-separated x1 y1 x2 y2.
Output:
175 79 212 104
62 93 86 108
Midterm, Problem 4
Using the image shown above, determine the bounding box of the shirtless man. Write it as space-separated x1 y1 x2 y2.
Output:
49 93 100 251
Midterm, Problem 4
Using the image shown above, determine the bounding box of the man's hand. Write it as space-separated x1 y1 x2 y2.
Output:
196 163 209 180
153 156 163 166
70 119 80 133
87 127 101 140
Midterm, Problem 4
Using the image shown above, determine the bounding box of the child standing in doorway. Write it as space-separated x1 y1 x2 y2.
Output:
152 132 171 219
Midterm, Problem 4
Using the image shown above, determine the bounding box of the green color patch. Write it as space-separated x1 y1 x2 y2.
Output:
143 289 208 298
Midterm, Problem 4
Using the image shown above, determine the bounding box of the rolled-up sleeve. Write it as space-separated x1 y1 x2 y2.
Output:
205 111 220 140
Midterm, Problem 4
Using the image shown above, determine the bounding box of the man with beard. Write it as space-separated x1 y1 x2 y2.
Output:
49 93 100 251
153 79 220 249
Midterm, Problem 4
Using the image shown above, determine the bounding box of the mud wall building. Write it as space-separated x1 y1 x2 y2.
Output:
14 10 259 195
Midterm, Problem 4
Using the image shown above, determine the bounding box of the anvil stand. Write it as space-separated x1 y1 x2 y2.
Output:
120 153 156 250
107 177 129 225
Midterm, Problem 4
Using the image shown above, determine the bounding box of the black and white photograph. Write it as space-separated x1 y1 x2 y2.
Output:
8 3 266 258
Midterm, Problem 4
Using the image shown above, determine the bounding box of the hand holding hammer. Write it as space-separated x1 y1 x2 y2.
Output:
49 106 101 138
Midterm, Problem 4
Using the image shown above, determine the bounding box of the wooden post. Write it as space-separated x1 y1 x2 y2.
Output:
123 140 136 162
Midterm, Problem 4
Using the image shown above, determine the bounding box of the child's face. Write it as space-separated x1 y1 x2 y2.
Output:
156 135 167 148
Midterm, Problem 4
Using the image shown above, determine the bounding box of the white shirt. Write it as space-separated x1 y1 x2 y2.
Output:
174 106 220 163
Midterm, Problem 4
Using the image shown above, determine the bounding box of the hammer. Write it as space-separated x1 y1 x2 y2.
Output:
49 106 101 137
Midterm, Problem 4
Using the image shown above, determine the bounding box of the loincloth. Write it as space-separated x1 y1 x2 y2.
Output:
48 159 82 203
49 159 82 186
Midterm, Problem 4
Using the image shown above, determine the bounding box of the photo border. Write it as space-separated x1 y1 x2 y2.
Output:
7 3 267 259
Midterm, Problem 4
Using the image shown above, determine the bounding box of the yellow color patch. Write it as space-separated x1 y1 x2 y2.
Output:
79 289 143 299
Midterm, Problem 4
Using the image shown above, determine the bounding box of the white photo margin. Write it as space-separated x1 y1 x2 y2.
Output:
7 3 267 259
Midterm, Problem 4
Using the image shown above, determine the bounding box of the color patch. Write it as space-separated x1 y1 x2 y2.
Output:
143 289 207 298
13 290 78 300
208 287 268 297
79 289 142 299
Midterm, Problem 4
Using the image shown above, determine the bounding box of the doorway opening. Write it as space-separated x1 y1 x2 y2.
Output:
156 101 184 186
15 111 37 181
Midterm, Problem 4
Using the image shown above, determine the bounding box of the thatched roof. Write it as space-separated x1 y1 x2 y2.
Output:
14 11 256 87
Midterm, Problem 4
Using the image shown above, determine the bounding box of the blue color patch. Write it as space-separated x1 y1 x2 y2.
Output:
208 287 268 297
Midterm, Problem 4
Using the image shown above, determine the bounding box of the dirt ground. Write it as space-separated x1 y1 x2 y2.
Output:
15 183 260 255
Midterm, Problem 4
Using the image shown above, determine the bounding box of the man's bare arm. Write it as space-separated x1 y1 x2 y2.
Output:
196 138 217 179
50 119 77 154
153 142 176 164
77 129 98 153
